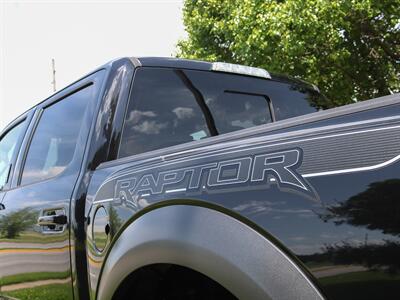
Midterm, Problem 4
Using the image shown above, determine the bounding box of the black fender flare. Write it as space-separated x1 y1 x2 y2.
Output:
96 204 324 300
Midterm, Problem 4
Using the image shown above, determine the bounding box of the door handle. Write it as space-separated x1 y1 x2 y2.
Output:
0 203 5 211
38 214 67 226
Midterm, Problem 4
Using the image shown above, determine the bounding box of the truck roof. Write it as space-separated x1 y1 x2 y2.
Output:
1 56 319 134
134 57 213 71
133 57 317 89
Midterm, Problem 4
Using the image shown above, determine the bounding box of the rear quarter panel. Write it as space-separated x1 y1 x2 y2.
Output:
86 95 400 300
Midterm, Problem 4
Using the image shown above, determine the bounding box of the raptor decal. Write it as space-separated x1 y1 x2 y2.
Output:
112 148 318 206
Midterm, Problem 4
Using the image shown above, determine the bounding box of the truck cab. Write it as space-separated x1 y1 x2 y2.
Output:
1 57 398 300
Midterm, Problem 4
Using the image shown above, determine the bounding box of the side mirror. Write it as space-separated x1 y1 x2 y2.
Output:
0 203 5 211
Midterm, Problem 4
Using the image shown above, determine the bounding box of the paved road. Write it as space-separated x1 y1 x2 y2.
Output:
312 265 368 278
0 241 68 249
0 250 69 277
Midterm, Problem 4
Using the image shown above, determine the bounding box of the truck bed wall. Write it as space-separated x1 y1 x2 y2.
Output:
87 93 400 300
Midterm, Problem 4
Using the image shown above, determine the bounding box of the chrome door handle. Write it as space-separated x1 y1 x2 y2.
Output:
38 214 67 226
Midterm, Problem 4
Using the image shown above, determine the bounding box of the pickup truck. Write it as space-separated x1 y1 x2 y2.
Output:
0 57 399 300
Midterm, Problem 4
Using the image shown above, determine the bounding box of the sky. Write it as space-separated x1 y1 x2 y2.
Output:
0 0 186 131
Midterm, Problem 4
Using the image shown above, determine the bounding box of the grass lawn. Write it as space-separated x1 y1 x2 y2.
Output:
0 231 68 245
321 271 400 300
305 261 333 269
2 271 70 286
4 283 71 300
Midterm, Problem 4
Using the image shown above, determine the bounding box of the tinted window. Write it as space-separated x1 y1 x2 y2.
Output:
266 81 322 120
206 92 272 134
182 70 275 135
21 86 93 185
119 68 211 158
0 122 25 187
119 67 323 158
182 70 321 122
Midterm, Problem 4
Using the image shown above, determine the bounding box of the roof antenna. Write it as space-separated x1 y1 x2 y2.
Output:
51 58 56 92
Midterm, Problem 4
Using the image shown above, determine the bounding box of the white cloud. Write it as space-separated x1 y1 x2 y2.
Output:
133 120 168 134
126 110 157 124
173 107 194 119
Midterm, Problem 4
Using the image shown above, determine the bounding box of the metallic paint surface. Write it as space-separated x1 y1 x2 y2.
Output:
2 57 400 300
95 205 323 300
87 93 400 300
0 69 106 300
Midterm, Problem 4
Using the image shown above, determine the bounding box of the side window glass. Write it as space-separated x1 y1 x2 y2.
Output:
182 70 274 134
20 85 93 186
119 68 211 158
266 82 321 120
0 122 25 188
206 92 272 135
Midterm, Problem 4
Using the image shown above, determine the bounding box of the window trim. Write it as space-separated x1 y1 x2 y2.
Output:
175 69 219 136
16 82 95 187
102 60 136 163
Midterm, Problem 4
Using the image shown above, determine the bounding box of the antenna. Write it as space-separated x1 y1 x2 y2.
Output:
51 58 56 92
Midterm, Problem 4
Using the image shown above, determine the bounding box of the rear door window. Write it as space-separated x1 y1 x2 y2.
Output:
20 85 93 186
119 68 211 158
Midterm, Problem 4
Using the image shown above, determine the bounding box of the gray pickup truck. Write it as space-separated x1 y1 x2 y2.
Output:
0 57 399 300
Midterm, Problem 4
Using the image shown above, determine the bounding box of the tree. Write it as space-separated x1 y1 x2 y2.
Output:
321 179 400 236
302 179 400 275
177 0 400 107
0 208 37 239
109 206 123 237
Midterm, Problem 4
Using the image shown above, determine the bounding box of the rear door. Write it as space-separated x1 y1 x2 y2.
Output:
0 71 104 300
0 115 31 295
0 114 30 225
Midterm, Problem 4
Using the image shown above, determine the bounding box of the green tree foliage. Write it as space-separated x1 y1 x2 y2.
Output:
0 208 37 239
321 179 400 236
177 0 400 107
109 206 123 237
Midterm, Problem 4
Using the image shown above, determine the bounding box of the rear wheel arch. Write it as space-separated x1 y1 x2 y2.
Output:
96 204 324 300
